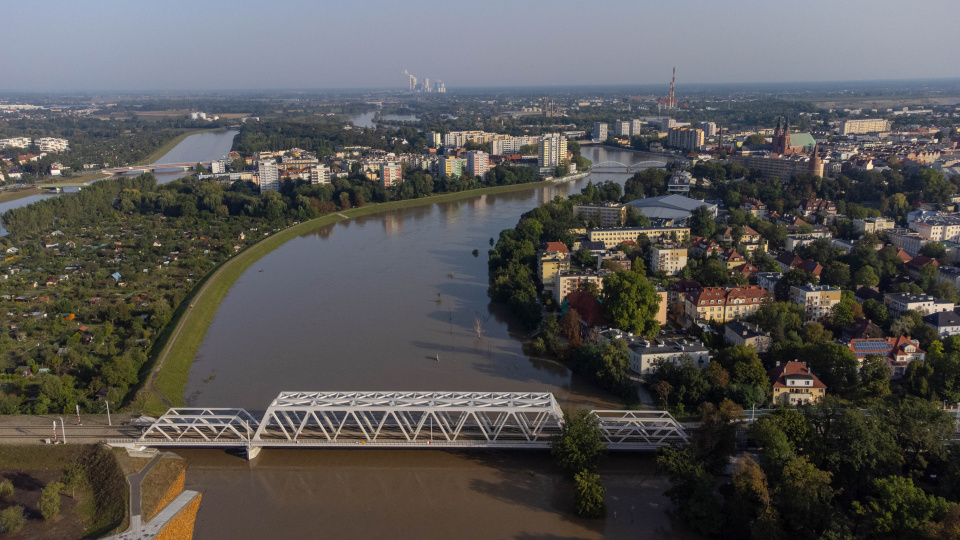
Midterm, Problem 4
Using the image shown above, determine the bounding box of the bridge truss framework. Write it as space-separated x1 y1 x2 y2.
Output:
134 391 689 451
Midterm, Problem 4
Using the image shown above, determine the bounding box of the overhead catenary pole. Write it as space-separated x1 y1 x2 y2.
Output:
58 417 66 443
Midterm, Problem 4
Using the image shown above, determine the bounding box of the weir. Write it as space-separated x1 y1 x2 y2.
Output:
118 391 689 459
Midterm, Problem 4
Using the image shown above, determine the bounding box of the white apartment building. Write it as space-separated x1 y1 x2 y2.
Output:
841 119 891 135
884 293 955 318
910 215 960 243
627 339 711 375
311 164 331 185
380 162 402 187
258 159 280 192
425 132 441 148
649 245 688 276
35 138 69 152
853 217 895 234
630 119 643 136
0 137 32 149
210 159 226 174
615 121 631 137
592 122 608 142
490 136 539 156
465 151 489 178
699 122 717 137
538 133 567 170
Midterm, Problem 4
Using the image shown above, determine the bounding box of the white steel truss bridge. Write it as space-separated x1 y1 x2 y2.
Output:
592 160 667 170
129 391 688 458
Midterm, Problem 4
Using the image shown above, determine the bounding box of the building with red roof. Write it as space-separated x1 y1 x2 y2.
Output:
848 335 925 379
684 286 768 323
769 361 826 405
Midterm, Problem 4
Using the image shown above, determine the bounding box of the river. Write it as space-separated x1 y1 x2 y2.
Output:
180 146 696 539
350 111 420 128
0 130 238 234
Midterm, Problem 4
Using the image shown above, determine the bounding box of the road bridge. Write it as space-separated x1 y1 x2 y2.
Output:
102 162 212 175
117 391 689 459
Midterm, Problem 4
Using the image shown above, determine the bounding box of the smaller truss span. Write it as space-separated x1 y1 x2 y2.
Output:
139 408 259 443
592 410 688 449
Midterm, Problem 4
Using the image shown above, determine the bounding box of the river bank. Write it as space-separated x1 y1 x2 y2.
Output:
0 187 42 204
140 179 557 413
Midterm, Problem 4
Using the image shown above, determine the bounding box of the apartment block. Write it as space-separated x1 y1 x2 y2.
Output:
465 151 490 178
667 127 704 151
573 203 627 227
258 159 280 192
841 118 891 135
649 245 688 276
592 122 608 142
884 293 954 318
310 164 331 185
789 284 841 321
587 226 690 249
537 133 567 170
853 217 895 234
685 286 768 323
380 162 402 187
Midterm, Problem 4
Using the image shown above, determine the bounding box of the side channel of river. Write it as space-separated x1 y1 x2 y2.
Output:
181 146 699 539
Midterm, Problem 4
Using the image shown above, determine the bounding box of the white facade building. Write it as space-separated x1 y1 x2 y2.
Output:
258 159 280 192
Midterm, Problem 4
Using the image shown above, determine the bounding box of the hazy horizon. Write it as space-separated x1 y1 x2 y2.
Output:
6 0 960 92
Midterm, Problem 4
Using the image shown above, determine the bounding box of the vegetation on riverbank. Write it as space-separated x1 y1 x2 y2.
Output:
0 187 42 204
0 444 127 538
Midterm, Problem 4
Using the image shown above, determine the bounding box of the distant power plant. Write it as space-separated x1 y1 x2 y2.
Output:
403 70 445 93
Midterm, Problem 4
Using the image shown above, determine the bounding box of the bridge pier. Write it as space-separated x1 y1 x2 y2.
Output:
245 446 261 460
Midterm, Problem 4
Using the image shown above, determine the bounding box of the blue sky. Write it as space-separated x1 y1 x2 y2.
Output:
5 0 959 91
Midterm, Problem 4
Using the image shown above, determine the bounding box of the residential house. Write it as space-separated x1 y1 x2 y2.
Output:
884 293 954 318
924 311 960 338
798 198 838 218
627 339 712 375
743 199 767 217
769 361 826 405
849 335 925 379
720 249 746 270
724 321 772 353
689 236 722 257
905 256 938 279
755 272 782 294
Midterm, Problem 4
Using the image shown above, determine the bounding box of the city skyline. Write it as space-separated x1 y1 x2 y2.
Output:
5 0 960 92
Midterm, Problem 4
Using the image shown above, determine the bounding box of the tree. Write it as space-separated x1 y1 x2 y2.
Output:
657 445 724 534
690 205 716 238
694 399 744 475
876 395 954 476
551 409 605 474
600 271 661 338
858 355 892 400
854 266 880 288
654 380 673 408
573 470 606 518
853 476 953 538
0 506 25 533
919 241 946 260
40 481 62 520
0 479 12 500
560 308 582 347
774 457 834 537
727 457 775 532
60 462 85 498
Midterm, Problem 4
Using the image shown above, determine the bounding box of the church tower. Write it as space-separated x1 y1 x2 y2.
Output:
810 143 824 177
772 116 790 155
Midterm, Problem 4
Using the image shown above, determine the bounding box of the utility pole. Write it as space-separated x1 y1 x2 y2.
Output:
53 421 58 443
58 417 66 443
104 399 112 426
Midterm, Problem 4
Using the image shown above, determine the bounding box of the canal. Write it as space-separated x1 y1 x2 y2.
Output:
181 145 697 539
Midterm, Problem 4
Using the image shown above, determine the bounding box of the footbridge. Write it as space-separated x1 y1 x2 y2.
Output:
117 391 688 459
591 160 667 172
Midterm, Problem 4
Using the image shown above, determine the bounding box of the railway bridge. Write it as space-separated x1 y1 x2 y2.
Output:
113 391 689 459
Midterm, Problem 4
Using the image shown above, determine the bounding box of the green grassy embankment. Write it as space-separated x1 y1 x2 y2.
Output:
0 187 42 203
0 444 129 538
136 128 226 166
140 179 556 413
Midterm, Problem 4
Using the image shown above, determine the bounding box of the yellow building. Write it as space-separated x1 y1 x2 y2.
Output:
685 286 769 323
649 245 688 276
789 284 842 322
770 361 826 405
588 226 690 249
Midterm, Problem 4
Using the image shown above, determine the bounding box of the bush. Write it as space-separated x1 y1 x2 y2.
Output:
40 481 62 520
0 505 25 533
0 478 12 500
574 470 606 518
